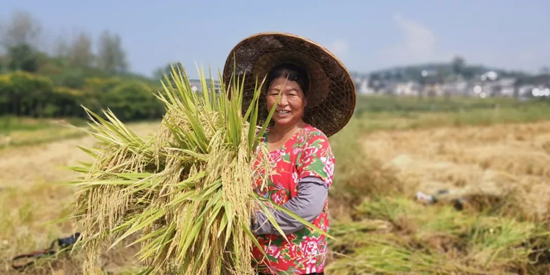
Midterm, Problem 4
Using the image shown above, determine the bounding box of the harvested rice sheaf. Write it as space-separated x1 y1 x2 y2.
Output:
71 67 298 274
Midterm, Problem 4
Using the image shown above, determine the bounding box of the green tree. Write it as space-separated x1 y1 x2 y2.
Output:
53 36 69 57
6 44 40 72
1 10 41 48
451 56 466 76
68 32 94 68
153 62 184 88
0 75 10 115
0 55 6 73
60 70 86 89
101 81 164 121
97 30 128 73
0 72 54 116
44 87 86 117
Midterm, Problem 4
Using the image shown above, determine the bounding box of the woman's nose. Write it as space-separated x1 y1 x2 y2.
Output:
278 95 288 106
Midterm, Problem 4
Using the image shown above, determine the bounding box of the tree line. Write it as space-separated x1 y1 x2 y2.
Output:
0 10 165 121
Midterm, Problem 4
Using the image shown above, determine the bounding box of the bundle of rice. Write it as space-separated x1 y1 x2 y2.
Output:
72 67 314 274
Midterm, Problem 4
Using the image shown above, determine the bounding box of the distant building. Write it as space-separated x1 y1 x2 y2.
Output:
518 85 535 99
495 78 516 97
189 79 222 93
394 81 420 96
443 81 468 96
354 76 376 94
349 69 548 100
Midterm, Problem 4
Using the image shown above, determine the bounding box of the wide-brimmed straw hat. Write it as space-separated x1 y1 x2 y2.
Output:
223 32 356 137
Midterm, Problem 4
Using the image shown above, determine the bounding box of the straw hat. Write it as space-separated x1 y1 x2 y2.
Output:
223 32 356 137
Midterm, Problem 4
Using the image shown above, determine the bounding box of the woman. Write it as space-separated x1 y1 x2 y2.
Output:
223 32 356 275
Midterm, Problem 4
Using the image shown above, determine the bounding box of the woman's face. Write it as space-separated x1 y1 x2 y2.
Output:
266 76 307 128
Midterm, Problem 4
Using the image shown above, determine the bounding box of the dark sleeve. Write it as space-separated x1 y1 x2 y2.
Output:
251 176 328 235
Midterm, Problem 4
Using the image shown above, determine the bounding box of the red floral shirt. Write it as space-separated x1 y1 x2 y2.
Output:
252 124 335 274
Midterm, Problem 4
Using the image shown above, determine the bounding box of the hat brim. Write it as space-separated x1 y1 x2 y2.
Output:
222 32 356 137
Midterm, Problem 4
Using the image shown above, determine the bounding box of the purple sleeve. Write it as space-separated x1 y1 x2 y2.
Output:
251 176 328 235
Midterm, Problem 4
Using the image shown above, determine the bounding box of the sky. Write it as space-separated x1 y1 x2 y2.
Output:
1 0 550 78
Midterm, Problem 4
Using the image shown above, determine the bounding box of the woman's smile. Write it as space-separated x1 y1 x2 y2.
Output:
275 109 291 118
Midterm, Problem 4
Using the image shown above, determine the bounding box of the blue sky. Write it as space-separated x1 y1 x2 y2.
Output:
2 0 550 78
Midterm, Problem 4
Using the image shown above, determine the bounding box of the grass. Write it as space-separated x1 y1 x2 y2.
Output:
0 116 87 149
353 95 550 133
0 116 86 133
329 119 401 217
327 196 550 274
354 94 550 114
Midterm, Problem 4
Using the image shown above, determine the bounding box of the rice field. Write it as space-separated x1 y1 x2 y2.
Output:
1 95 549 274
361 121 550 218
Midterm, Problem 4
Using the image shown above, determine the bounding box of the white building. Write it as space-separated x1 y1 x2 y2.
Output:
394 81 420 96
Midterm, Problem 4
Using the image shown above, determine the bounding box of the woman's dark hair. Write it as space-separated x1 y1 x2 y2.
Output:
266 63 310 97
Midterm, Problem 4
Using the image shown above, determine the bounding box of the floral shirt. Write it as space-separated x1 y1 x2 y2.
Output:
252 124 335 274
